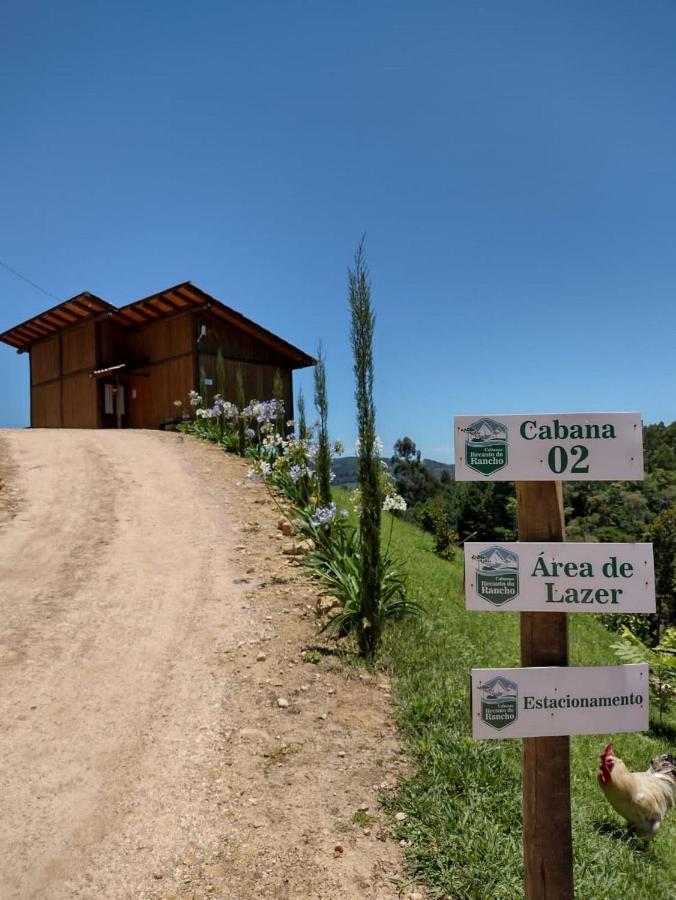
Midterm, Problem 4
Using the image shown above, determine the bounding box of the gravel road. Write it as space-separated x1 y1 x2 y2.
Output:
0 430 407 900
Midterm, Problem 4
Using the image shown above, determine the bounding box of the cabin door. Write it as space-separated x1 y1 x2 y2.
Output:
126 374 152 428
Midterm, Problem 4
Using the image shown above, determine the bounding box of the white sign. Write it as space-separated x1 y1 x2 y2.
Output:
454 413 643 481
471 665 649 739
465 542 655 613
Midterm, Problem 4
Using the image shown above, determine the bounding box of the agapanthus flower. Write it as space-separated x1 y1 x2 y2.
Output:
188 390 202 407
383 493 407 512
247 460 272 482
311 502 337 528
173 400 182 408
289 465 312 484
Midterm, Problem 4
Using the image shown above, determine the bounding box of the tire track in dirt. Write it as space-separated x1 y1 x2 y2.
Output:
0 430 413 899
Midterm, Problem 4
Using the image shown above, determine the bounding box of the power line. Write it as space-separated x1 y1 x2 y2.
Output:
0 258 61 303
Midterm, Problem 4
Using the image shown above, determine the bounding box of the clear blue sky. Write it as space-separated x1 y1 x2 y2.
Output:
1 1 675 461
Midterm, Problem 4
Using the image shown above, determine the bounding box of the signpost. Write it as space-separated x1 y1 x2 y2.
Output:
471 664 649 739
465 542 655 613
454 412 643 481
455 413 650 900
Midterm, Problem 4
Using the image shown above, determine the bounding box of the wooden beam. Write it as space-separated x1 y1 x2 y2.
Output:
174 286 204 307
136 302 162 319
15 321 55 340
65 297 96 316
517 481 573 900
123 305 155 323
42 309 78 327
153 293 184 311
145 298 176 314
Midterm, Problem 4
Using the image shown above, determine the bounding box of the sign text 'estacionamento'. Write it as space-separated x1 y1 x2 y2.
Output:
471 665 649 739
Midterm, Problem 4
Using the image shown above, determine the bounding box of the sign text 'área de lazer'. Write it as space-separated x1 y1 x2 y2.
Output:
471 665 649 739
454 413 643 481
464 542 655 613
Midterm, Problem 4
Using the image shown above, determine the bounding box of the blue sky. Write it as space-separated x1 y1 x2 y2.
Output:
1 1 675 461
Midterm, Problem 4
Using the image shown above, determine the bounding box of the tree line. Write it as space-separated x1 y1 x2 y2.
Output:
391 423 676 643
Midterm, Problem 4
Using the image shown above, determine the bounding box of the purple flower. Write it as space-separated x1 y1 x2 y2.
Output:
310 502 337 528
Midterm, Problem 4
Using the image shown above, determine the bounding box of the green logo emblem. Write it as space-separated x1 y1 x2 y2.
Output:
480 676 518 730
464 418 508 476
476 546 519 606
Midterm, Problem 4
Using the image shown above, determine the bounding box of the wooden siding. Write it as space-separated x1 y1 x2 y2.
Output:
62 374 97 428
24 303 302 429
126 374 154 429
197 354 293 418
98 319 128 367
31 336 61 385
62 321 96 374
32 381 61 427
148 355 194 426
126 313 192 363
195 311 294 368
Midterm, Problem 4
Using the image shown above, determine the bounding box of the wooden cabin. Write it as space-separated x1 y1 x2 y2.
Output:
0 282 315 429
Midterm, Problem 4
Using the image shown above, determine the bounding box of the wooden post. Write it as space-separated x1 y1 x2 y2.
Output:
517 482 573 900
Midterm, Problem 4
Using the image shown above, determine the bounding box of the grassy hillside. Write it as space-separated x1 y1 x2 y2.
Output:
333 490 675 899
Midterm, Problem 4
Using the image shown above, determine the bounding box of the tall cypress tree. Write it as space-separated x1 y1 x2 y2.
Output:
349 239 383 658
297 387 307 440
216 347 226 398
236 367 246 455
313 342 332 506
272 368 285 435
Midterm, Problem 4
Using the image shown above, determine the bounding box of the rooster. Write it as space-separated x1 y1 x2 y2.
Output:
598 742 676 840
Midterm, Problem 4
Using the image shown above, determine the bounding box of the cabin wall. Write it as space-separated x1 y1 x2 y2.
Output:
23 306 303 430
31 381 61 428
29 324 98 428
62 374 97 427
194 312 294 416
122 313 194 428
98 319 128 367
126 313 192 363
62 321 96 374
31 336 60 386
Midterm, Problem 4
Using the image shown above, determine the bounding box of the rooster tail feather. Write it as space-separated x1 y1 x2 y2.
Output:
650 753 676 780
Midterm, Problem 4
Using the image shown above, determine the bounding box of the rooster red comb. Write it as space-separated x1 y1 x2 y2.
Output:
598 743 615 785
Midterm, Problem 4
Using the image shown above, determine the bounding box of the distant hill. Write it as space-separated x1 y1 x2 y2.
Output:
332 456 454 488
422 459 454 479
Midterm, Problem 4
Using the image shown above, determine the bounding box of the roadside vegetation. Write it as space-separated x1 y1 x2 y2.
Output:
176 242 676 897
345 496 675 900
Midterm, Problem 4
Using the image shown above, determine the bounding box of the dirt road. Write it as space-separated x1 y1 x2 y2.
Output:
0 430 408 899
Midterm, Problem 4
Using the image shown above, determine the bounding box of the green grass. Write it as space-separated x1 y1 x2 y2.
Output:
333 491 675 899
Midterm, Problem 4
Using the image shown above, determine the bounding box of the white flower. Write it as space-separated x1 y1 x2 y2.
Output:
383 494 407 512
355 435 384 456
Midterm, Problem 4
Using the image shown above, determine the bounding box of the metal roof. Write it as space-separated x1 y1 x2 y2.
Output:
0 282 315 368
